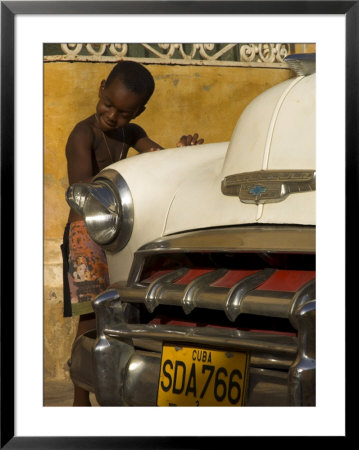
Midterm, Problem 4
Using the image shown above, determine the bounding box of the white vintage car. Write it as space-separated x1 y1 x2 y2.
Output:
67 54 316 406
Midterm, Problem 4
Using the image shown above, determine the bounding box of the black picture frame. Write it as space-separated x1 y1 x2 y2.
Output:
1 1 355 448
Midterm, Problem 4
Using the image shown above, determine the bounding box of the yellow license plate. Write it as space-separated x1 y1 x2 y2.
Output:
157 344 249 406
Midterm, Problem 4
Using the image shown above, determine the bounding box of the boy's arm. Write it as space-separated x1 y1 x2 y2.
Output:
134 136 164 153
66 123 94 185
129 124 163 153
132 124 204 153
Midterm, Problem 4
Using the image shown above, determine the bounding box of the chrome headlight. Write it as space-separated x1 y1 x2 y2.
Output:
66 169 133 252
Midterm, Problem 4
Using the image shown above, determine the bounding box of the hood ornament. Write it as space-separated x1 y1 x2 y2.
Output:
221 170 316 204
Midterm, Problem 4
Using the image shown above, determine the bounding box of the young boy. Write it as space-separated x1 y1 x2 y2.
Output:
62 60 204 406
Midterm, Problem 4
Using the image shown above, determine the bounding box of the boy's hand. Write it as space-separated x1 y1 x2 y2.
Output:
148 147 162 152
176 134 204 147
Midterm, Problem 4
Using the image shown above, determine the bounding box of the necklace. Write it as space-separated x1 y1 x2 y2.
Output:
95 114 125 163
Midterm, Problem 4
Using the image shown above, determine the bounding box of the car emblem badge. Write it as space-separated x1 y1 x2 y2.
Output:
250 185 267 196
221 170 316 204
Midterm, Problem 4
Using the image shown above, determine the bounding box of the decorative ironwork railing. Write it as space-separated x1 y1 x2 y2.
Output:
44 43 296 68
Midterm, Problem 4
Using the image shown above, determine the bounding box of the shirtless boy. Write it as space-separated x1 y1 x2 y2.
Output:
63 60 204 405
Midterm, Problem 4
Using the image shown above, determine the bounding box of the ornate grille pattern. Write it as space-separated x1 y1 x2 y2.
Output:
44 43 295 67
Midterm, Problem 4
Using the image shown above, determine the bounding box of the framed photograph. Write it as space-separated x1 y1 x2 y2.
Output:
1 1 355 447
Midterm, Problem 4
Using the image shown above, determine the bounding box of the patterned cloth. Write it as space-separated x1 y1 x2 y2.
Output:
61 220 109 317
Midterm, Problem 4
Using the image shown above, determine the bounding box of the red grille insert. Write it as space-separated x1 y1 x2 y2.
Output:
173 269 213 285
256 270 315 292
211 270 260 287
141 270 173 284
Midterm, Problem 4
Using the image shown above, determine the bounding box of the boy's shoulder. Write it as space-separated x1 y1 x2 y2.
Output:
66 116 99 148
70 116 96 137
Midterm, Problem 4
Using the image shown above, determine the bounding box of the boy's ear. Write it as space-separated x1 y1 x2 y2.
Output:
134 105 146 118
98 80 106 96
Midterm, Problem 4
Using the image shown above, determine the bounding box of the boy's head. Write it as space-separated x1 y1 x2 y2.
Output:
105 61 155 104
96 61 155 132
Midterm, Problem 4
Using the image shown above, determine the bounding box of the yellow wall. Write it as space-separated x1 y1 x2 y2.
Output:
44 61 295 381
44 63 293 237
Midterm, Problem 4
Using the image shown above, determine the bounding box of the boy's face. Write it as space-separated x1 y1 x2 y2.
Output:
96 79 146 132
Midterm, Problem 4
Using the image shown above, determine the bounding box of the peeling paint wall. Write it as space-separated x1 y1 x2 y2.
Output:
44 59 300 381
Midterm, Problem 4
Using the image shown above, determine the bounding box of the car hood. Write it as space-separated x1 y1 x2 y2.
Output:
104 74 315 282
164 74 315 235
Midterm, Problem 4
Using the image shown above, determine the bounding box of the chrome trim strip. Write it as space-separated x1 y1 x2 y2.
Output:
145 268 189 313
241 291 294 318
289 279 316 329
104 324 297 355
114 279 296 320
182 269 228 314
288 300 316 406
137 226 316 254
250 354 294 371
225 268 275 321
130 338 294 370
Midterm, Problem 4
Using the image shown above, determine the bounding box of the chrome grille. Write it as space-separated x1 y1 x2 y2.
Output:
113 267 315 326
99 226 316 405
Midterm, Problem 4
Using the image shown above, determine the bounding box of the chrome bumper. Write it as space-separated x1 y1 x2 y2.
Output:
70 290 315 406
71 330 296 406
